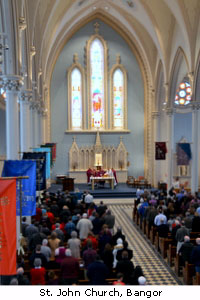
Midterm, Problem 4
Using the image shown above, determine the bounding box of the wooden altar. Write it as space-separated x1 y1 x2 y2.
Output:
68 132 128 183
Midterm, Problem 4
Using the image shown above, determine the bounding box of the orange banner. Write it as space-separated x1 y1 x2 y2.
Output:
0 179 16 275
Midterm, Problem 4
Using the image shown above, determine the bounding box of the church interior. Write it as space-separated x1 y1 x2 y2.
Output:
0 0 200 286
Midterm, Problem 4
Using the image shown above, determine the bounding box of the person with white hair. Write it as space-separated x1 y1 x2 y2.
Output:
30 258 46 285
9 278 19 285
104 209 115 234
175 221 190 253
179 235 194 264
40 239 52 261
16 267 30 285
67 231 81 259
112 238 124 268
138 276 147 285
60 248 80 285
76 213 93 240
191 238 200 273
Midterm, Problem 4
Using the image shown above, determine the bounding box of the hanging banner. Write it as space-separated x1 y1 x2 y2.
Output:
22 152 46 190
2 160 36 216
33 147 51 179
155 142 167 160
0 179 16 275
41 143 57 166
177 143 192 165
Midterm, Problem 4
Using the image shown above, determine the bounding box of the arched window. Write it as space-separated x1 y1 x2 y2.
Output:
175 79 192 106
67 23 129 133
113 69 124 128
67 54 85 130
86 23 108 130
90 38 104 129
110 56 127 130
71 68 82 129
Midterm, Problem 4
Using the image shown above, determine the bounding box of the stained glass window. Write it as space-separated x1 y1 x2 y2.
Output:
71 68 82 129
90 38 104 128
175 80 192 106
113 69 124 128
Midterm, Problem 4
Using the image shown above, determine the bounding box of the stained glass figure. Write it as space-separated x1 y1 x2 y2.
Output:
90 38 104 128
175 81 192 106
113 69 124 128
71 68 82 129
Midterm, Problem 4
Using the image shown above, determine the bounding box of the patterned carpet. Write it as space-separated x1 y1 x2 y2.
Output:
95 198 182 285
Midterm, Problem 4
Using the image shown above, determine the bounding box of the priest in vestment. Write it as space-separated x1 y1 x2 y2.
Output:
112 168 118 186
86 167 93 184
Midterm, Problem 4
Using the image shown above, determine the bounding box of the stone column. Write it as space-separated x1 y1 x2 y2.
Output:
191 104 200 193
35 102 42 147
19 90 32 154
152 111 160 188
2 75 23 159
166 108 174 191
30 101 37 148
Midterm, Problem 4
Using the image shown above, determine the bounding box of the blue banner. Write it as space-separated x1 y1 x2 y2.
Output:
33 147 51 179
2 160 36 216
177 143 192 165
22 152 46 190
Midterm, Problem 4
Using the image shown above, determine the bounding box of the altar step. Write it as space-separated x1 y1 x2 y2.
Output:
90 189 136 199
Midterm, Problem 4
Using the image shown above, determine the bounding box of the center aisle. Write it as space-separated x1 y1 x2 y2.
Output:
95 198 181 285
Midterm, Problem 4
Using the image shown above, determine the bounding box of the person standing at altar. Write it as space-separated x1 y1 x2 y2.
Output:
86 167 93 184
112 168 118 186
96 166 105 177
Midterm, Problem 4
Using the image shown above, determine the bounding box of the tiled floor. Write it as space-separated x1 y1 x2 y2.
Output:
95 198 182 285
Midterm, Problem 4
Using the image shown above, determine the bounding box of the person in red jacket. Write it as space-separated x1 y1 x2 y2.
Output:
60 249 80 285
30 258 46 285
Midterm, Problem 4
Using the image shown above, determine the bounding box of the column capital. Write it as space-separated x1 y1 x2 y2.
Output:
166 108 174 116
30 46 36 57
19 17 27 31
151 111 160 119
30 100 39 110
20 89 32 103
1 75 23 91
191 101 200 111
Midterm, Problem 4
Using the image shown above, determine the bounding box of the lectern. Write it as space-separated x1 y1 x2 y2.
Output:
56 175 74 191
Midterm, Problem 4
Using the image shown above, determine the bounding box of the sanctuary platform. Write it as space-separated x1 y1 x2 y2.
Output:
47 183 156 199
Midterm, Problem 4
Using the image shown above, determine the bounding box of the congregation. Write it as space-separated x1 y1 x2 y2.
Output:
135 185 200 282
5 181 200 286
9 189 144 286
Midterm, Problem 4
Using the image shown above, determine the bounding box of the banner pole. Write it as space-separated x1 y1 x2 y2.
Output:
19 178 22 235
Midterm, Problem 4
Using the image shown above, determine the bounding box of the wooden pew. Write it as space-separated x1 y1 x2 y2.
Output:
145 221 150 239
174 253 182 276
154 232 159 252
193 272 200 285
132 206 137 222
167 244 176 266
142 219 146 234
150 226 157 244
78 278 117 285
135 210 140 226
183 262 195 285
159 237 173 258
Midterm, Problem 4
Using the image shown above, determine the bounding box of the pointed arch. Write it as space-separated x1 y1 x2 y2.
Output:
155 60 165 112
169 47 189 106
194 50 200 101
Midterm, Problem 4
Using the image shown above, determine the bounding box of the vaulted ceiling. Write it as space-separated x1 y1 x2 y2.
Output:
22 0 200 87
